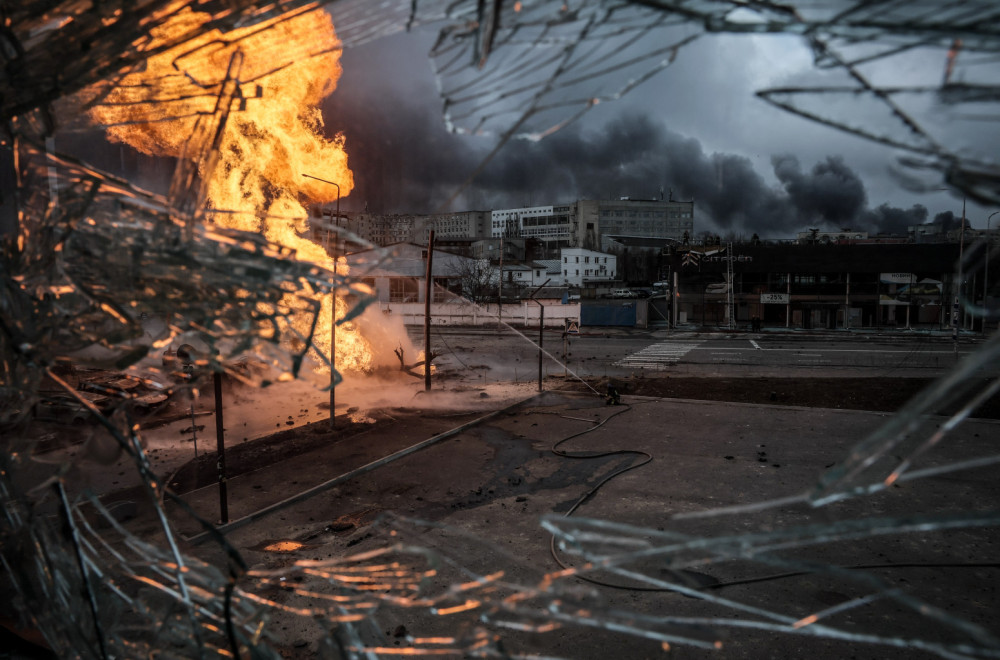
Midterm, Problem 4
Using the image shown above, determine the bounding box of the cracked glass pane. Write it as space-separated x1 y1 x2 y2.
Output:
2 1 999 658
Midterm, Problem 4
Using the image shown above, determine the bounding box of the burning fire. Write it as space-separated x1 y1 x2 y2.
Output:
89 7 373 373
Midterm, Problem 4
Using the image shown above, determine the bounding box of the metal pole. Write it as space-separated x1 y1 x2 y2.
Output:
538 304 544 392
497 235 504 328
563 333 568 378
906 272 913 330
845 271 850 330
876 276 881 331
786 272 791 328
302 174 341 430
213 371 229 524
673 270 679 328
954 197 965 352
332 185 340 429
988 212 998 334
424 231 435 391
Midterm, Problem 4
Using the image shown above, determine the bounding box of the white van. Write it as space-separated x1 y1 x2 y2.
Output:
610 289 635 298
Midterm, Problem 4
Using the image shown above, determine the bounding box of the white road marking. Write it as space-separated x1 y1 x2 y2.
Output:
615 341 701 370
745 347 962 355
750 340 762 350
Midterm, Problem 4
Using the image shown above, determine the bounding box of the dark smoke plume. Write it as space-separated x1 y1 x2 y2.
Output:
929 211 970 233
323 95 938 237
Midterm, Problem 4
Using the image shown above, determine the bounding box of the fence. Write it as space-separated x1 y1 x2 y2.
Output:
378 301 580 328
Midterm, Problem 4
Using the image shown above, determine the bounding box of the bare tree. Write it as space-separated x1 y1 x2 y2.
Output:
448 258 499 304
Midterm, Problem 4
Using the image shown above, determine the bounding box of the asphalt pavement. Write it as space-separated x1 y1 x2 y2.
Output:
147 388 1000 659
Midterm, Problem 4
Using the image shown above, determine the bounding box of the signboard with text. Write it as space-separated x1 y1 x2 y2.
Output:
760 293 789 304
880 272 916 284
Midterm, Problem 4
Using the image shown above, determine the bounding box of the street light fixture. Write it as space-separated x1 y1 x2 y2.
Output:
302 173 340 430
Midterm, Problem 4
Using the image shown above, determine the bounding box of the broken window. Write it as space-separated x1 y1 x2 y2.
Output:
2 1 1000 659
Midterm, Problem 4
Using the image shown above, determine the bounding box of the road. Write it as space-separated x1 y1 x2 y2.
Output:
419 327 992 381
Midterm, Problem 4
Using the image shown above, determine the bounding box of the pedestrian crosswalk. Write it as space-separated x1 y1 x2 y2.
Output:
614 341 701 370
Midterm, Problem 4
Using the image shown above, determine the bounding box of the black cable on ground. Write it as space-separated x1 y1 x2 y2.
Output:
545 396 1000 594
547 400 656 590
701 562 1000 591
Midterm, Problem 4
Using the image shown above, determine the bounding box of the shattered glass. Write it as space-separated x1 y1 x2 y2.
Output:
2 1 1000 658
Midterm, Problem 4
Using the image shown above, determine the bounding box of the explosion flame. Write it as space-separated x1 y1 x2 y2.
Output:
89 6 373 373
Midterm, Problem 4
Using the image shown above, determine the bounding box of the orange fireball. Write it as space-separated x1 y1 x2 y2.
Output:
90 7 372 373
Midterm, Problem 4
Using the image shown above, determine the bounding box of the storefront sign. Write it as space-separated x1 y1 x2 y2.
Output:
880 272 916 284
760 293 789 304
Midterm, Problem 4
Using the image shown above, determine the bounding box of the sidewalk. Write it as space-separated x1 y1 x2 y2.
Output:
424 321 987 343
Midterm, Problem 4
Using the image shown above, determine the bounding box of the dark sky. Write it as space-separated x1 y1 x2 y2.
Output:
323 25 992 239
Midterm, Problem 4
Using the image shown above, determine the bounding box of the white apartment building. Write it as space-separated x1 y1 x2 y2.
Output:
561 248 616 287
491 205 574 244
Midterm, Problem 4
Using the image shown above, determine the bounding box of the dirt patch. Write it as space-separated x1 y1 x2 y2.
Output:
567 376 1000 420
165 408 486 494
166 410 398 494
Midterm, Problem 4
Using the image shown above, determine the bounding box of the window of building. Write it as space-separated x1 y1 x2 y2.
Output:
389 277 419 303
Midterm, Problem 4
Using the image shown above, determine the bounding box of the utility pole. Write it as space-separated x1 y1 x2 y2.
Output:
331 186 340 427
954 197 966 353
424 231 435 391
725 242 735 330
538 303 544 391
527 280 550 392
988 211 998 334
213 371 228 524
497 235 504 328
301 173 341 430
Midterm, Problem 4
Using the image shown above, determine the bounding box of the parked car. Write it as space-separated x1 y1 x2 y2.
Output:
610 288 636 298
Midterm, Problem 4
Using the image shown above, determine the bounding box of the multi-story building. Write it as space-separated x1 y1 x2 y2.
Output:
491 198 694 256
490 205 574 249
324 196 694 257
343 210 490 247
584 198 694 250
560 248 616 287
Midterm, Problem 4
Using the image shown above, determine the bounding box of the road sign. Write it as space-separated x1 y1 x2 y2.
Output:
565 319 580 335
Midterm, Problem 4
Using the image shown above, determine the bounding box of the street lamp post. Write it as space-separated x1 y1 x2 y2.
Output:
951 196 966 352
302 173 340 430
988 211 998 333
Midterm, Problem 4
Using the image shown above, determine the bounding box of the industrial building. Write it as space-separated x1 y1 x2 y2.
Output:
491 197 695 255
668 242 968 330
338 210 491 247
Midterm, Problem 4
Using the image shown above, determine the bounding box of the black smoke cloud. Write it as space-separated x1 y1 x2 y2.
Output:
323 94 932 236
927 211 970 233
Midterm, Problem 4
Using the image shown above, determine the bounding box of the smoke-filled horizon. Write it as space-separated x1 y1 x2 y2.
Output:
324 92 964 238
